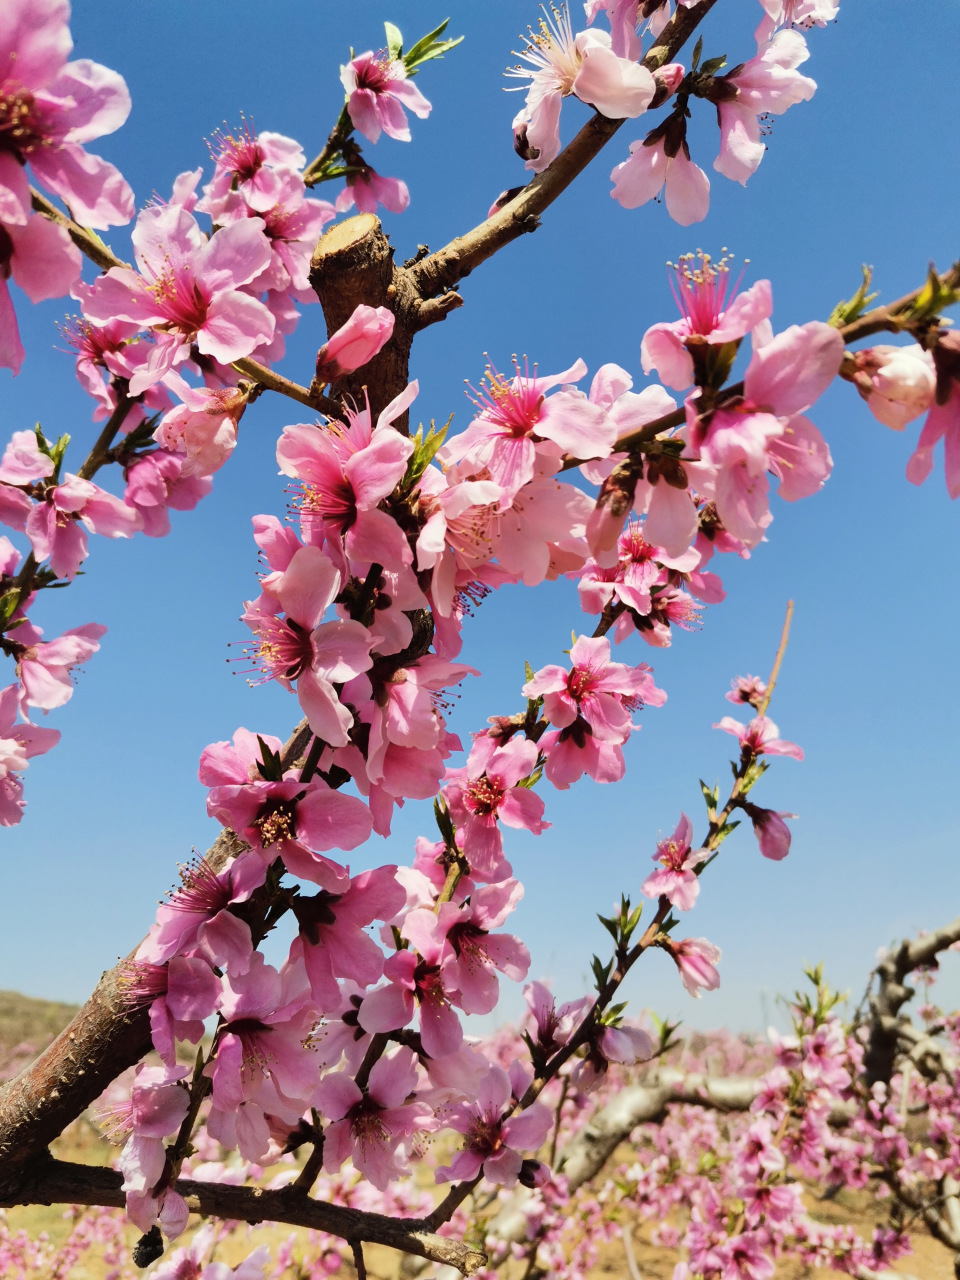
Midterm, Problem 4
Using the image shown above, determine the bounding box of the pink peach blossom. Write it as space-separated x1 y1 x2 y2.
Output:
641 812 707 910
341 52 432 144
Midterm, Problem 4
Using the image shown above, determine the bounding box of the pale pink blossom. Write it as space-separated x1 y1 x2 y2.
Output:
688 320 842 547
0 208 82 373
573 1020 655 1090
14 620 106 712
906 331 960 498
440 358 614 502
713 31 816 186
848 344 936 431
726 674 767 708
714 714 803 759
82 205 275 393
335 163 410 216
0 682 60 825
123 449 212 537
509 8 655 173
641 253 773 391
435 1064 552 1185
641 812 707 910
756 0 839 42
523 981 590 1054
610 130 710 225
666 935 722 997
341 52 432 144
359 935 463 1060
0 1 134 228
315 305 395 383
154 374 248 478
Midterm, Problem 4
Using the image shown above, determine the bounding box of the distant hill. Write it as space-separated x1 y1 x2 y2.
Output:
0 988 78 1081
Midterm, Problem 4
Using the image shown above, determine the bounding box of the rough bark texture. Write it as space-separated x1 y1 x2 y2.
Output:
1 1158 485 1275
309 213 461 425
0 826 246 1204
863 914 960 1087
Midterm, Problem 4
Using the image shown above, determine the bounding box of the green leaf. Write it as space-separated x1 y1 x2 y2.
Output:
699 54 727 76
828 265 878 328
524 660 535 683
712 819 740 847
700 778 719 816
384 21 403 59
691 35 703 72
403 19 464 73
907 261 960 323
597 913 619 942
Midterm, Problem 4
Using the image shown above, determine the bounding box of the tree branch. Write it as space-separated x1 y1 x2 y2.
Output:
863 914 960 1087
407 0 722 299
1 1158 485 1275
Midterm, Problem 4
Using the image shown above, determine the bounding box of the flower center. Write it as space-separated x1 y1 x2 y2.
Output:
146 262 210 335
668 249 739 336
210 122 263 182
248 615 313 683
465 774 505 818
254 797 299 846
566 663 599 702
0 88 50 159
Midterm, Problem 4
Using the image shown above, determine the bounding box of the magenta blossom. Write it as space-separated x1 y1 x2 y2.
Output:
242 545 373 746
745 804 795 861
341 52 432 144
315 305 395 384
277 383 417 574
136 849 265 971
359 932 463 1060
199 123 306 217
288 866 405 1012
714 714 803 760
665 935 722 997
440 358 614 503
444 735 548 878
0 0 134 228
24 471 142 579
641 813 707 910
317 1047 432 1190
82 204 275 392
523 634 664 743
200 726 372 881
404 879 531 1015
436 1064 552 1186
641 252 773 391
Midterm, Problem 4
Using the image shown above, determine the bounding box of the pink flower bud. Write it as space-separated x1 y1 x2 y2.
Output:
656 62 686 95
666 936 721 997
315 305 395 383
746 804 795 861
849 344 936 431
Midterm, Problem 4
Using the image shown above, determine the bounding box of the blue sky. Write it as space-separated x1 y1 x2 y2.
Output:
2 0 959 1035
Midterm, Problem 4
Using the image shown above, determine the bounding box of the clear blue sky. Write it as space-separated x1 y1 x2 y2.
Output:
2 0 959 1034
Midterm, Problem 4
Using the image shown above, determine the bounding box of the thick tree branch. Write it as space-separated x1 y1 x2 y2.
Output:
1 1158 485 1275
0 720 314 1203
863 914 960 1087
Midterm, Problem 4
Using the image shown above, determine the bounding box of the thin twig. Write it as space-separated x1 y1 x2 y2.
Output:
758 600 794 717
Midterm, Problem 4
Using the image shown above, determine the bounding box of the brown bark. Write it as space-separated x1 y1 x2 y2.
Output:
2 1158 485 1275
